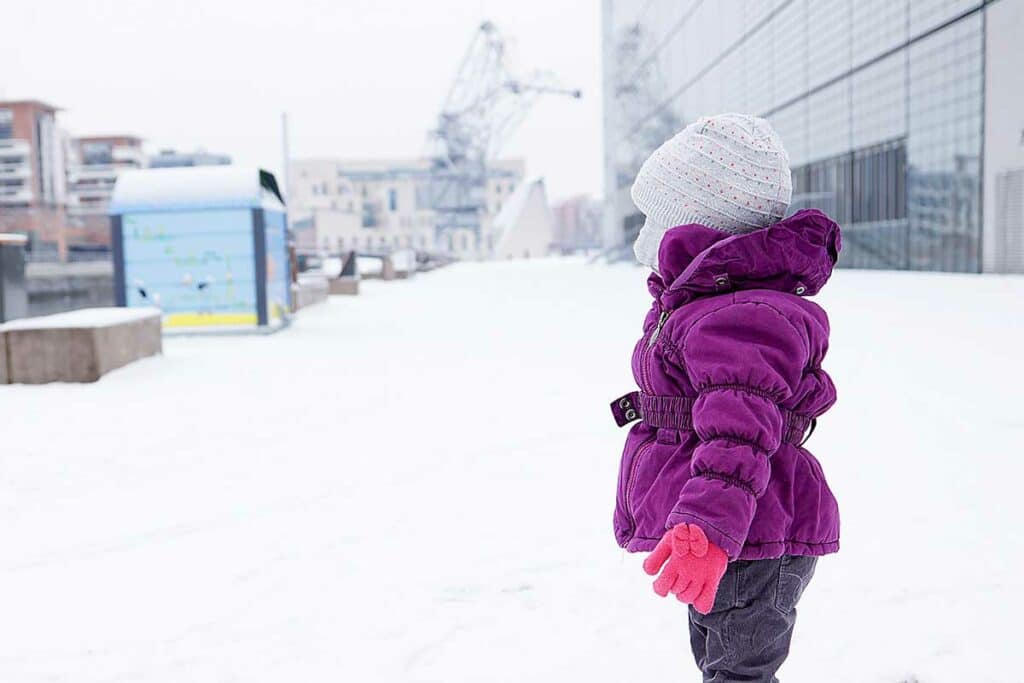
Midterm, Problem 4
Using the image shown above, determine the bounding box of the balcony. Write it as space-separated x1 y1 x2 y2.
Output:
0 139 30 159
66 202 109 216
111 147 146 165
66 166 120 183
68 187 114 202
0 164 31 179
0 188 34 205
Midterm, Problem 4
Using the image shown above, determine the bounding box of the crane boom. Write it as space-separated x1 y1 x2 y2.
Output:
426 21 581 247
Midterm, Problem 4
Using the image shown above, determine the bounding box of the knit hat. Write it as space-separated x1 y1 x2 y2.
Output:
631 113 792 269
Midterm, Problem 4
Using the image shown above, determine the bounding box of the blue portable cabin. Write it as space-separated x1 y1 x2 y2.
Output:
109 165 290 331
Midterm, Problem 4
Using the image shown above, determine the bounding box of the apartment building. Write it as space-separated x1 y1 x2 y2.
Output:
0 100 68 256
289 157 524 259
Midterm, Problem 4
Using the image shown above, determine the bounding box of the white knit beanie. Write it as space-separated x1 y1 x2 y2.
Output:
631 113 792 269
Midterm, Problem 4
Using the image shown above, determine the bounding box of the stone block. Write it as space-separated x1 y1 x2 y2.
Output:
328 277 360 296
0 307 161 384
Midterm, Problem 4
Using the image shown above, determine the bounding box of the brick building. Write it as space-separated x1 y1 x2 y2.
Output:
65 135 147 248
0 100 68 258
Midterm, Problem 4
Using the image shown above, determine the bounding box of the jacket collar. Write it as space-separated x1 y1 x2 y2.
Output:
647 209 842 309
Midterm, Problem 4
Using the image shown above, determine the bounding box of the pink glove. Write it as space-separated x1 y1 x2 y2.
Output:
642 523 728 614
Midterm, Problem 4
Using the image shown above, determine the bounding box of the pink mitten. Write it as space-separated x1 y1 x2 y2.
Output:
642 523 728 614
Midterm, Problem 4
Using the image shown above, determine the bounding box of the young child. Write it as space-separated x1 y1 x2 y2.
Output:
611 113 841 681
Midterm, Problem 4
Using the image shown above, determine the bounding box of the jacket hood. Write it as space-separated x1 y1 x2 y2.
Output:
648 209 842 309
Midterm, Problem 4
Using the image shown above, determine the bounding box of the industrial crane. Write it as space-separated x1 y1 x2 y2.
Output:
426 21 581 241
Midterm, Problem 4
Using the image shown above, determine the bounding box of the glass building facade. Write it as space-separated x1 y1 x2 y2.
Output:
602 0 1022 272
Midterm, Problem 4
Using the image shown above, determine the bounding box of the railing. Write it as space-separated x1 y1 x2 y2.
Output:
0 164 30 179
0 189 34 204
0 139 30 156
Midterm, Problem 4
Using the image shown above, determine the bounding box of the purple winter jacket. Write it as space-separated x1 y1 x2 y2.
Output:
613 209 842 561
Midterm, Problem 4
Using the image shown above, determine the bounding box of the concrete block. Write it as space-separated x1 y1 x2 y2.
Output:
0 307 161 384
381 256 396 281
293 274 329 310
328 276 360 296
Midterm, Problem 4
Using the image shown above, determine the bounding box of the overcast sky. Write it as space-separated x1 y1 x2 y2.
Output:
1 0 603 201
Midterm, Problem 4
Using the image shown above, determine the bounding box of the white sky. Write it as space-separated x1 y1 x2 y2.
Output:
0 0 603 201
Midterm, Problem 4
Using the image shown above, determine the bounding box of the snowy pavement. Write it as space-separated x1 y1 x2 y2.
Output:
1 258 1022 682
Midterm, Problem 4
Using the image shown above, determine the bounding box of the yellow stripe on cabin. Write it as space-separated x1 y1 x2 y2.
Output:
163 312 258 327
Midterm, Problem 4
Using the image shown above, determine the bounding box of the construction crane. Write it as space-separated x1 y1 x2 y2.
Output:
426 21 581 242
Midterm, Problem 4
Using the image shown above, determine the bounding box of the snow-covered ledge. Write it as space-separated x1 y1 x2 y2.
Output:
0 307 161 384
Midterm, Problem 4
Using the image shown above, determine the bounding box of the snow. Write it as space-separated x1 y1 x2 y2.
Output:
390 249 416 273
1 259 1022 682
356 256 383 275
0 232 28 245
0 306 160 330
109 166 284 213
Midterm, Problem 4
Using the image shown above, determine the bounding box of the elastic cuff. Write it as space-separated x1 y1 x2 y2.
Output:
666 511 743 560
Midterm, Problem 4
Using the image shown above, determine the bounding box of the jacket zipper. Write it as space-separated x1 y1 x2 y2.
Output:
648 309 669 348
625 305 669 537
638 306 667 394
624 436 656 533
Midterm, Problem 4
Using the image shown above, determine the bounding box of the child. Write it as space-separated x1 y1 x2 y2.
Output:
611 113 841 681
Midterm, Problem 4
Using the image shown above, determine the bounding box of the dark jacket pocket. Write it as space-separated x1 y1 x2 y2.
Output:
774 555 817 614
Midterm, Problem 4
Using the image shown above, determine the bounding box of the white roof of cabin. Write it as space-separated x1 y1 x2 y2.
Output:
109 165 285 214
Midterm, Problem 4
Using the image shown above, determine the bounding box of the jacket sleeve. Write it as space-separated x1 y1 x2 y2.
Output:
666 300 809 559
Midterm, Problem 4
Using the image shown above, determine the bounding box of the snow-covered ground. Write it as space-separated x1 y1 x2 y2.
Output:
1 258 1022 682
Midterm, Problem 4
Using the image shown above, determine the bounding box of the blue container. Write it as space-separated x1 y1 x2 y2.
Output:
109 166 290 330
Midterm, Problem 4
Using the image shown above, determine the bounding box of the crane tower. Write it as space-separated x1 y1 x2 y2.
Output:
427 21 581 246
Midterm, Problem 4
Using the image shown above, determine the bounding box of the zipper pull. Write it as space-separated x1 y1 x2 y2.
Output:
648 310 669 348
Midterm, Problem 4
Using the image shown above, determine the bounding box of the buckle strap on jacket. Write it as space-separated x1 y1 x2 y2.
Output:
610 390 815 446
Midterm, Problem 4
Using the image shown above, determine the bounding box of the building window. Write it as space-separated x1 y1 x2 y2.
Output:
388 188 398 212
790 138 908 226
0 109 12 140
82 142 114 165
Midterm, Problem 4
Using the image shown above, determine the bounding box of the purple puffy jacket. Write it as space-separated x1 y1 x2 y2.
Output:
613 209 842 561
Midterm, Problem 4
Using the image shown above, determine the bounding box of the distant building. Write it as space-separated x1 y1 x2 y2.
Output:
67 135 146 214
0 100 69 258
551 195 602 254
65 135 146 248
289 157 524 259
148 148 231 168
